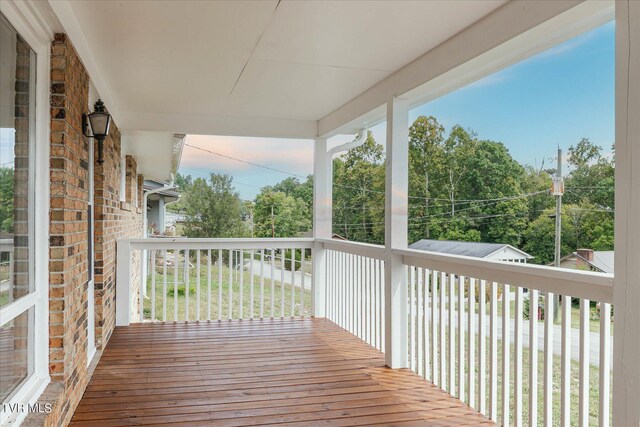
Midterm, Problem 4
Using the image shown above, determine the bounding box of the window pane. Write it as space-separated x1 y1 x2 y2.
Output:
0 308 33 402
0 13 35 307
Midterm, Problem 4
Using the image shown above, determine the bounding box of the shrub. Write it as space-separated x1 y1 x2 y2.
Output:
284 249 302 271
167 285 195 297
462 277 503 303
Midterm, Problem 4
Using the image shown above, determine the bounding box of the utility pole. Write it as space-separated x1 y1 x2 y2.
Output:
271 205 275 238
552 147 564 321
249 203 254 239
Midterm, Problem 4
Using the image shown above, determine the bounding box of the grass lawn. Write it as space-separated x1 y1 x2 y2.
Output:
143 261 312 321
144 259 610 426
497 293 610 334
0 291 8 307
413 331 610 426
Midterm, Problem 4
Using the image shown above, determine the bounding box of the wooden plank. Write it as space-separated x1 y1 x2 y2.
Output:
70 318 493 427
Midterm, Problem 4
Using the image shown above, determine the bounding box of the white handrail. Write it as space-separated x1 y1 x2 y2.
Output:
394 247 613 303
125 237 315 250
318 238 385 260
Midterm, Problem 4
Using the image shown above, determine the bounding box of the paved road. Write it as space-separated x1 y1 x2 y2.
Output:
412 309 612 368
245 260 311 290
242 263 611 369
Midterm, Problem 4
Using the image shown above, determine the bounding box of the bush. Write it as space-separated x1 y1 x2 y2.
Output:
462 277 503 303
284 249 302 271
167 285 195 297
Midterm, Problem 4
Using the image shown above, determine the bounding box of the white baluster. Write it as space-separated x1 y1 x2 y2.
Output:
151 250 156 321
529 289 539 426
599 302 611 427
579 298 591 427
490 281 498 422
562 294 572 427
162 249 167 322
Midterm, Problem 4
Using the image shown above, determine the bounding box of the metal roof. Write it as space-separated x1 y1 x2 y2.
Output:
570 250 615 274
408 239 532 259
591 251 614 274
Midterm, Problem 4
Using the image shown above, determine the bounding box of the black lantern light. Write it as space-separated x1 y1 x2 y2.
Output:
83 99 112 164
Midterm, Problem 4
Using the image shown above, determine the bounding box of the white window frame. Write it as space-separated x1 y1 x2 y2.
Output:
0 1 51 425
120 155 126 202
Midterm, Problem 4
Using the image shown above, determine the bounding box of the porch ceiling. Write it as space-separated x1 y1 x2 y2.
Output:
55 0 505 136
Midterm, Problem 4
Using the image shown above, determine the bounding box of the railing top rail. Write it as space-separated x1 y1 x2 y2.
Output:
317 238 386 260
123 237 315 250
395 247 614 303
0 239 13 251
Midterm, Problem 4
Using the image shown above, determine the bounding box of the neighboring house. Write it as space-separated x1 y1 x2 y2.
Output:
164 211 187 235
559 248 614 274
144 180 180 236
409 239 533 263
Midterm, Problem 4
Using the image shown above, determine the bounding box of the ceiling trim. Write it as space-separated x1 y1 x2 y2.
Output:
48 0 122 124
118 110 318 140
0 0 60 45
318 0 613 137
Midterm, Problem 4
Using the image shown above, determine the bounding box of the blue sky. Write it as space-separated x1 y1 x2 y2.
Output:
178 21 614 200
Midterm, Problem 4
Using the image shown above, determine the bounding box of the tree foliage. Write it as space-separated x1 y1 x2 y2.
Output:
182 173 247 238
253 190 311 238
171 117 615 267
0 167 14 233
332 131 385 243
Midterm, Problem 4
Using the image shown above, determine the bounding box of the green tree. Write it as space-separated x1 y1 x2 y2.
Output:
520 165 554 222
408 116 529 246
522 203 613 264
254 191 311 237
332 131 385 244
0 167 13 232
564 138 614 209
408 115 445 241
523 207 577 265
167 172 193 213
182 173 247 238
263 176 314 224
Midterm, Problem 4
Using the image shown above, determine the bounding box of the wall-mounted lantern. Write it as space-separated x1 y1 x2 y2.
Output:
83 99 112 164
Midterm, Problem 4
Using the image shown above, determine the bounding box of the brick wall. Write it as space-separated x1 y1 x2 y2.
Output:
26 33 145 427
94 148 143 347
48 34 91 408
12 34 31 302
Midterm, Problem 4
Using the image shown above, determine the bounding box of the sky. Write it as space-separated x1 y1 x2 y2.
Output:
177 21 615 200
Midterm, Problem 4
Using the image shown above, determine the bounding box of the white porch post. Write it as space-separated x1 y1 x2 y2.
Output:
613 1 640 425
384 97 409 368
116 240 132 326
312 137 331 317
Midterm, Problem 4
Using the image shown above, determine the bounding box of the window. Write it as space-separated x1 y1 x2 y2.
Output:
0 10 46 421
0 13 35 309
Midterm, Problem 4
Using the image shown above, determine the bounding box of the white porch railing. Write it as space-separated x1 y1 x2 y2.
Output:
321 238 386 352
116 236 614 426
398 247 614 427
116 238 315 324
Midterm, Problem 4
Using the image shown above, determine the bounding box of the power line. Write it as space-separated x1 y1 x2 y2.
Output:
184 143 308 179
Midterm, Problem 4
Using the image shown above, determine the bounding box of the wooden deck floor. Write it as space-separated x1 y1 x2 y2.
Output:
70 318 492 426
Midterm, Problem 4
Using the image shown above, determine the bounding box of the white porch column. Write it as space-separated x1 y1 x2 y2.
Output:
384 97 409 368
312 137 331 317
613 1 640 425
116 240 132 326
